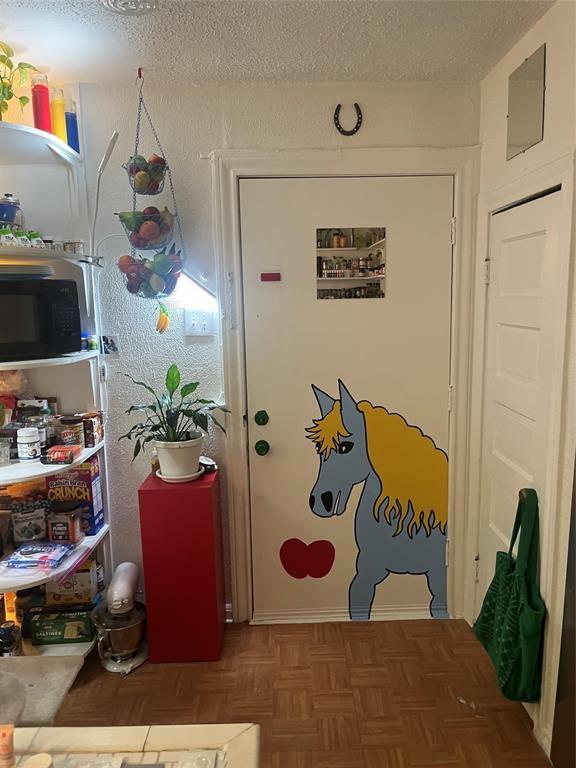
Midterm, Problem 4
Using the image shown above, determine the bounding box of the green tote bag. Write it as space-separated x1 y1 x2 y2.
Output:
473 488 546 702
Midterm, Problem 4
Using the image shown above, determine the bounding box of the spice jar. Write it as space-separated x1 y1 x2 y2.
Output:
26 415 47 448
17 427 41 461
0 621 22 656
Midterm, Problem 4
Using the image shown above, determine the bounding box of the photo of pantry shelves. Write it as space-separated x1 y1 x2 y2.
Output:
316 227 387 300
0 121 110 664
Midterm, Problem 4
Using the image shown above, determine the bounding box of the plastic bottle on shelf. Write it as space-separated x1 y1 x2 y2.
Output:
30 73 52 133
50 87 67 143
65 99 80 153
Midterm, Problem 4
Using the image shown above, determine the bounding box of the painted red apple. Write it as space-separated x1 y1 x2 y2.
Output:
280 538 335 579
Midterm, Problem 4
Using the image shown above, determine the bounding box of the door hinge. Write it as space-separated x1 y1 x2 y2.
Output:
447 384 454 413
474 553 480 583
445 538 450 567
450 216 457 245
484 259 491 286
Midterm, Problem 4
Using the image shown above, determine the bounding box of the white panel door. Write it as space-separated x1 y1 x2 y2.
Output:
476 192 562 611
240 176 453 623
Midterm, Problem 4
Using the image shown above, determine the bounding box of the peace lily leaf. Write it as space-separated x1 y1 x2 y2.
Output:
210 414 226 433
165 364 180 396
180 382 199 398
194 412 209 433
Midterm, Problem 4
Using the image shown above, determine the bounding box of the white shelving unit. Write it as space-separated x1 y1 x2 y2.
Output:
0 245 97 265
0 350 99 373
22 637 96 657
0 441 104 487
0 120 111 664
0 524 110 593
0 122 81 166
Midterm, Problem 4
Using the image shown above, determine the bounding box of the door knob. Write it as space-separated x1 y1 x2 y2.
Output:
254 410 269 425
255 440 270 456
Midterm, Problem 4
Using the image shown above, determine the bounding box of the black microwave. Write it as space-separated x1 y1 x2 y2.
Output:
0 279 82 361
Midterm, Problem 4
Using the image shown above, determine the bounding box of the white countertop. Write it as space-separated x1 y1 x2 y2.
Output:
15 725 259 767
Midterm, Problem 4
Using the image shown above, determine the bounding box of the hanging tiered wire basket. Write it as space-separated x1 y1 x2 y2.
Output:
116 71 185 300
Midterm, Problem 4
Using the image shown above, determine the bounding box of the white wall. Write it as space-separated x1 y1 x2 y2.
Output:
476 1 576 754
81 80 480 590
479 0 575 192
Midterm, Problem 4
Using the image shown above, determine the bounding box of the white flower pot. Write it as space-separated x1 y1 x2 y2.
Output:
155 431 204 480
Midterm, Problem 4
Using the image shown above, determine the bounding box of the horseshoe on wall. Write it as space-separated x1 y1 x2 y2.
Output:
334 103 363 136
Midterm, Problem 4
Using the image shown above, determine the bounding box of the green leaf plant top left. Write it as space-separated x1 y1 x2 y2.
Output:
0 41 37 116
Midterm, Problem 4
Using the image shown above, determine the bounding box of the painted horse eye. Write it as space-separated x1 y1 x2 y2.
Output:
315 443 322 453
338 441 354 454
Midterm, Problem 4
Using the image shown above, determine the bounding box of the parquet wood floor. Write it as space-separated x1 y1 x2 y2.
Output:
55 620 551 767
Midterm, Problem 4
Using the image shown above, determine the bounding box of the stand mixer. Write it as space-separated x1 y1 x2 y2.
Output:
92 562 147 674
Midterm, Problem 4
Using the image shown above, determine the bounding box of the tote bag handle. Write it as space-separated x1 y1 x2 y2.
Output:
507 489 540 582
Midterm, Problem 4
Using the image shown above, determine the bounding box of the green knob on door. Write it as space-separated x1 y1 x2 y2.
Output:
255 440 270 456
254 410 269 425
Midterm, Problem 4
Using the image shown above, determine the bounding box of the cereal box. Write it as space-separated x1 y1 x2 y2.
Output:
46 455 104 535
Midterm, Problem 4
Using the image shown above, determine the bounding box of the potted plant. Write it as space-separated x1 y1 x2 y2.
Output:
120 363 226 481
0 41 37 119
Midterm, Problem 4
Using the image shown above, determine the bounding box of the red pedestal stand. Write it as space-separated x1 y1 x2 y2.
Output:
138 471 225 662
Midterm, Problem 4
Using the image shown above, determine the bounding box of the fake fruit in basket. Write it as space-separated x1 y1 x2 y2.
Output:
117 206 175 249
139 220 160 241
117 244 183 299
124 154 168 195
118 254 135 274
134 170 151 193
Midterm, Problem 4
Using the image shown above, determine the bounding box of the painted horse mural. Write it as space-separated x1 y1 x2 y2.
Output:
306 380 448 620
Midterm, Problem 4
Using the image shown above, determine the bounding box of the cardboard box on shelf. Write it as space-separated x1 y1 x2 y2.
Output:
45 558 97 606
79 411 104 448
30 606 94 645
46 455 104 535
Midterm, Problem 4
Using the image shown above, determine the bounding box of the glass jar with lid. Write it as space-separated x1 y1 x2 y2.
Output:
0 193 25 228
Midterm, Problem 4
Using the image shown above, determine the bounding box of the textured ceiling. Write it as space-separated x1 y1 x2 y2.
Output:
0 0 554 83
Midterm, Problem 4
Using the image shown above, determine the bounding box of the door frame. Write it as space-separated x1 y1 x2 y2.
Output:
211 147 480 624
465 151 576 754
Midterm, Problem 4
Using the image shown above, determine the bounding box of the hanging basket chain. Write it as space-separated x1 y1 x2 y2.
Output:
132 73 186 263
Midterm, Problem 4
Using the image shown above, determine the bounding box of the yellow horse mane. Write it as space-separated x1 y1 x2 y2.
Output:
305 401 350 458
306 399 448 538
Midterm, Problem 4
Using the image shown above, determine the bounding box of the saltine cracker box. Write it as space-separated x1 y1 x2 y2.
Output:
45 455 104 535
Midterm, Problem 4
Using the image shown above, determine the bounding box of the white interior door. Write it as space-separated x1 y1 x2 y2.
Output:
240 176 453 623
476 191 562 613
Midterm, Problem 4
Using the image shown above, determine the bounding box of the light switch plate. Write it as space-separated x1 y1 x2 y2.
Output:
184 308 218 336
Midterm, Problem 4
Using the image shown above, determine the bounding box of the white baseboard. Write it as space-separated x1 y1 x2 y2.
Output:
251 604 433 625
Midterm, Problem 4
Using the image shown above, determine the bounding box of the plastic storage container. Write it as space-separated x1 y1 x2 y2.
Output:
17 427 41 462
65 99 80 153
50 87 67 143
0 193 23 225
31 73 52 133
